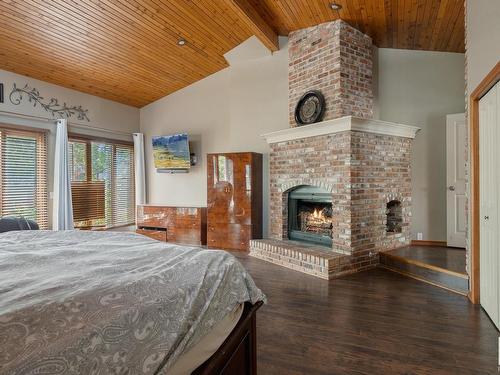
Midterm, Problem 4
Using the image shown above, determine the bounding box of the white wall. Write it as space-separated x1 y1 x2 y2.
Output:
466 0 500 93
377 48 465 241
141 40 465 241
0 69 140 226
140 38 289 236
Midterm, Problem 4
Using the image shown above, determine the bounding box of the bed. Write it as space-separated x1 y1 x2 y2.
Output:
0 230 265 374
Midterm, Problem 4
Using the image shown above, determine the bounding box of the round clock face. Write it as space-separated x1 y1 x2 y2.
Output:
294 90 326 125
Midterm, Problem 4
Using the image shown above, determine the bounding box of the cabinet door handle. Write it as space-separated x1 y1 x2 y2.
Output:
484 216 490 220
448 185 455 191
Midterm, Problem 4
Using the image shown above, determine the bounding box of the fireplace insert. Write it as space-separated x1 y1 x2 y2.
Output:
287 185 333 247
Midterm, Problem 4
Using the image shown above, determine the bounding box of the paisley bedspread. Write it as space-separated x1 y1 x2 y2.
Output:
0 230 265 375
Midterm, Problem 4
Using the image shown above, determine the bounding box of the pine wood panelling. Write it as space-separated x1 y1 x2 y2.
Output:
225 0 279 51
0 1 464 108
249 0 464 52
0 0 254 107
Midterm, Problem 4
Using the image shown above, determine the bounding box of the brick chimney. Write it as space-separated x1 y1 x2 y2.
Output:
288 20 373 126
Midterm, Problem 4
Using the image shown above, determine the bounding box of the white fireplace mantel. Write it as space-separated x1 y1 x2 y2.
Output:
262 116 420 144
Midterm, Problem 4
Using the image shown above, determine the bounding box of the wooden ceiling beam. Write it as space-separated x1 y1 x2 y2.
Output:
224 0 279 52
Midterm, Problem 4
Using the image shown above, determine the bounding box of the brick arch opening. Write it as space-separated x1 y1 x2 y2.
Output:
279 180 335 194
386 200 403 233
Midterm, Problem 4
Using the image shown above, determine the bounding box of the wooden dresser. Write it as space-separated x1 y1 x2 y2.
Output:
207 152 263 250
136 205 207 246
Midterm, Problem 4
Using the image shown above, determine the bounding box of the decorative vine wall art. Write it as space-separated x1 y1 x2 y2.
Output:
9 84 90 121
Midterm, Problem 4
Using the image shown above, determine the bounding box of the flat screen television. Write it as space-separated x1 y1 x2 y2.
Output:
152 133 191 169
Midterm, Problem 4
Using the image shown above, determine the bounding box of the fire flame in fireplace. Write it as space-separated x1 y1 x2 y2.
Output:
313 208 326 220
299 206 332 237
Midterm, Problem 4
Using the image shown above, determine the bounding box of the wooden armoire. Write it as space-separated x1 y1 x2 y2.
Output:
207 152 263 250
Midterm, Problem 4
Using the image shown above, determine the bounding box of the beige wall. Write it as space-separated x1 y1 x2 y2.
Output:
140 38 289 236
466 0 500 93
141 40 465 241
464 0 500 274
0 69 140 226
0 69 139 134
377 48 465 241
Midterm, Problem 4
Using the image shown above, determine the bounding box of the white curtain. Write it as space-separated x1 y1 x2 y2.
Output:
133 133 146 205
52 119 74 230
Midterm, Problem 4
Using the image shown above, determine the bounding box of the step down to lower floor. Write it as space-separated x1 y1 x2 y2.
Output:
379 251 469 295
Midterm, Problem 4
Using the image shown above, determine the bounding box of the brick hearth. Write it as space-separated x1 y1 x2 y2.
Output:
249 239 349 280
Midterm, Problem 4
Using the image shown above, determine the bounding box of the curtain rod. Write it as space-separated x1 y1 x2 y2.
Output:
0 110 134 137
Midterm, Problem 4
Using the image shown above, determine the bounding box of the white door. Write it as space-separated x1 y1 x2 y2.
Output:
446 113 467 248
479 82 500 329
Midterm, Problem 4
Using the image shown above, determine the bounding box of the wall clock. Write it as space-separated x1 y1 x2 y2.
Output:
294 90 326 125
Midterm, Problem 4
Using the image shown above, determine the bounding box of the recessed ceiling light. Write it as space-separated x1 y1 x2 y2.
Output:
177 38 186 46
330 3 342 11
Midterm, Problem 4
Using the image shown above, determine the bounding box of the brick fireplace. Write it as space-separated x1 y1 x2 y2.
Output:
249 19 420 279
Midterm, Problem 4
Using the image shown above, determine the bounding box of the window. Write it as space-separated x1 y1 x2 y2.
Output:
0 127 48 228
69 137 135 229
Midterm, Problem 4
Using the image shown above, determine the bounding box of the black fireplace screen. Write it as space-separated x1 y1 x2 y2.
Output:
288 186 333 247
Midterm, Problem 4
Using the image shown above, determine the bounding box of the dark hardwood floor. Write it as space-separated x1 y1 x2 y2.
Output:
234 253 498 375
385 246 467 274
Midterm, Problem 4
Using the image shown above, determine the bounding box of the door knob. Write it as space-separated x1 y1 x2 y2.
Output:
448 185 455 191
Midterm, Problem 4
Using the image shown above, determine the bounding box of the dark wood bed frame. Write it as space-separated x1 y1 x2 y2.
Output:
191 301 263 375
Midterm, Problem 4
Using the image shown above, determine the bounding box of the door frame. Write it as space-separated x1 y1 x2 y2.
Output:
469 61 500 304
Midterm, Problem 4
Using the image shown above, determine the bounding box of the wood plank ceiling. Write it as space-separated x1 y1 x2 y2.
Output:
0 1 464 108
254 0 465 52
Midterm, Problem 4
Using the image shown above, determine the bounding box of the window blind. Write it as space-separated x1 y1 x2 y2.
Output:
69 137 134 228
71 181 106 225
0 127 48 228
